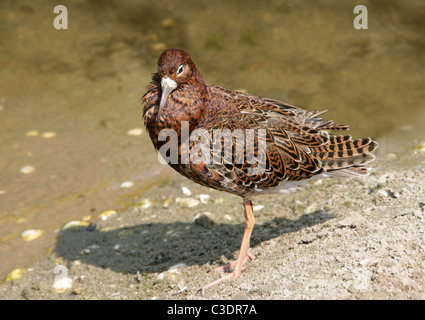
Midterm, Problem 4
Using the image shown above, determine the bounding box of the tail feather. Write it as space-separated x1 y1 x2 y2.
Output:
324 166 371 177
313 137 379 177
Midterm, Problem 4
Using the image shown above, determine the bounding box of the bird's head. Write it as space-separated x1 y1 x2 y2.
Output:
156 48 197 115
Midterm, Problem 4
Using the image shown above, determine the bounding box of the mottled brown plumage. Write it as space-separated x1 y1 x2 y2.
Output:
141 48 378 291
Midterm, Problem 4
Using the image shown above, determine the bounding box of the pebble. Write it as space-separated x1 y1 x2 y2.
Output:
136 198 154 209
61 220 90 230
20 165 35 174
71 288 82 295
253 205 264 211
98 209 117 221
0 190 6 195
126 127 144 136
21 229 44 241
413 142 425 153
152 43 166 51
120 181 134 188
181 186 192 196
73 260 82 267
41 131 56 139
5 268 26 281
86 222 97 231
21 286 31 299
176 197 200 208
25 130 39 137
358 257 379 267
82 214 92 221
190 212 214 227
304 204 318 214
52 277 73 293
162 198 173 208
168 263 188 273
378 189 401 199
199 194 210 203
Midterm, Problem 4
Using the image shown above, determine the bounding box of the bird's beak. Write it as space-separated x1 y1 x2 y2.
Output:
158 77 177 118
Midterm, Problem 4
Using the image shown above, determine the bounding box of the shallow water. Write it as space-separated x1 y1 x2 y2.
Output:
0 0 424 278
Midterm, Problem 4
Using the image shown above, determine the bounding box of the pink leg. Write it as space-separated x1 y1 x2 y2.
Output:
199 199 255 292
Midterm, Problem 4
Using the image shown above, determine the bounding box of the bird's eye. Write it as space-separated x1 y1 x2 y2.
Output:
177 65 184 75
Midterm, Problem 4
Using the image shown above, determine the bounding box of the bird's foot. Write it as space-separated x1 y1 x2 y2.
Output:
197 251 255 293
213 252 255 273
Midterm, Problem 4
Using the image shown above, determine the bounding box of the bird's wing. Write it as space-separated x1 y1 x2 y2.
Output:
185 86 378 196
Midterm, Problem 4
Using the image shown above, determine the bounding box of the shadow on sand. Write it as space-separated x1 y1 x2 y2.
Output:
54 209 334 275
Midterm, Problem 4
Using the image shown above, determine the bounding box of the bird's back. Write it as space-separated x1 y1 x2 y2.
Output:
186 84 378 196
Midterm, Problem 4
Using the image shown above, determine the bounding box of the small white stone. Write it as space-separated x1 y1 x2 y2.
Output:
120 181 134 188
162 198 172 208
199 194 210 203
20 165 35 174
136 199 154 209
377 190 389 198
41 131 56 139
305 204 318 214
168 263 188 273
62 220 90 230
413 142 425 153
21 229 44 241
99 209 117 221
127 127 144 136
176 197 200 208
52 277 73 292
253 205 264 211
181 186 192 196
25 130 39 137
5 269 26 281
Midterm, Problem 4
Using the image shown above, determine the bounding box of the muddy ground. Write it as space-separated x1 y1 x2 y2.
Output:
1 124 425 300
